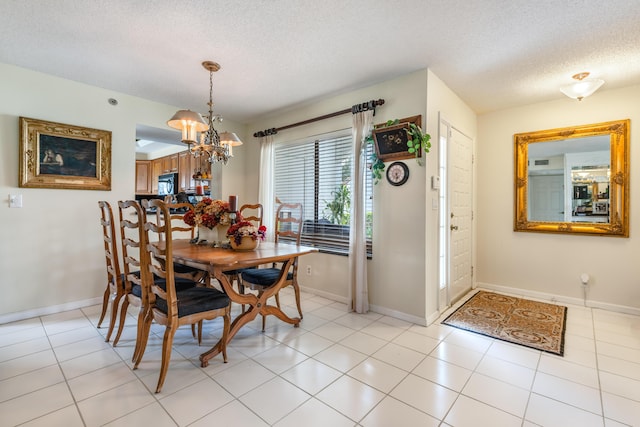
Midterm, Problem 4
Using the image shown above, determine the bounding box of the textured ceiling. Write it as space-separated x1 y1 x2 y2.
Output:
2 0 640 127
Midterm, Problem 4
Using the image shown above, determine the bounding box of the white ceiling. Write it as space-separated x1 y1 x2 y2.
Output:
2 0 640 148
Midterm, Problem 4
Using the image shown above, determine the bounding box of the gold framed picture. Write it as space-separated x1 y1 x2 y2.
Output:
19 117 112 190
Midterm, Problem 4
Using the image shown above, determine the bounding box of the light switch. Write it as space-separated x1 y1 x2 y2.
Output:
9 194 23 208
431 176 440 190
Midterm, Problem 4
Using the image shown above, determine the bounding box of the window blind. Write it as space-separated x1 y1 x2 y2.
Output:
274 131 373 256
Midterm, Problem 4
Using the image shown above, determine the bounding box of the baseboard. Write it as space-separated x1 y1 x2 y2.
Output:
0 297 103 325
299 285 429 326
298 285 349 305
476 282 640 317
369 303 428 326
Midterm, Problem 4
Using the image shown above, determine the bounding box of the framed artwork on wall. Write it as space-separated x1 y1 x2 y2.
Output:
372 114 422 162
19 117 112 190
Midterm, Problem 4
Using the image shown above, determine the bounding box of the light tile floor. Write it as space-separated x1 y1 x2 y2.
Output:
1 288 640 426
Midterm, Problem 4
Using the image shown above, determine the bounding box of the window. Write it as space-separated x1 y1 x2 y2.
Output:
273 130 373 256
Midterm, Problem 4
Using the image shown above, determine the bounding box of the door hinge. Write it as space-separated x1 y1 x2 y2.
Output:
471 266 474 277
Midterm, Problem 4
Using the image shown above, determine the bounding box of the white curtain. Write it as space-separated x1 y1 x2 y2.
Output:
348 110 373 313
258 135 275 241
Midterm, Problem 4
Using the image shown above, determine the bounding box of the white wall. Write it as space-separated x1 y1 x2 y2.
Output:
425 70 478 319
477 85 640 312
247 70 430 322
0 62 244 322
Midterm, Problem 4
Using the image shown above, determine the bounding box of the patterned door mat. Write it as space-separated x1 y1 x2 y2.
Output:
442 291 567 356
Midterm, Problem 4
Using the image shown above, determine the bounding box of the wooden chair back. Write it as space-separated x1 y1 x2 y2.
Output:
118 200 147 295
114 200 148 348
240 203 263 227
156 202 195 242
97 201 123 341
143 199 175 320
274 202 303 245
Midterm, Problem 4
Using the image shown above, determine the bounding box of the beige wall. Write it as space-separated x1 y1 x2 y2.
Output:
247 70 431 323
0 62 244 322
476 85 640 312
0 63 478 325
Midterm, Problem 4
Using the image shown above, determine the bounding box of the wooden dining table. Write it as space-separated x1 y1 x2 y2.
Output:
170 240 317 367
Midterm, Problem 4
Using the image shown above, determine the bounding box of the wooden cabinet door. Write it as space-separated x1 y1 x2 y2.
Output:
168 154 179 172
178 151 194 192
151 159 162 194
135 160 152 194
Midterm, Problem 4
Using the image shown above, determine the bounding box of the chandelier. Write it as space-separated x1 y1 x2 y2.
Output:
167 61 242 164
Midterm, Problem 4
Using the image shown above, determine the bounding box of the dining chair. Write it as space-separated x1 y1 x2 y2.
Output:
97 201 125 343
155 201 209 284
241 202 303 330
114 200 199 352
225 203 263 311
136 199 231 393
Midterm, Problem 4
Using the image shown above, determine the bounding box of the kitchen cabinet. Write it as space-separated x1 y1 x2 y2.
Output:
178 151 195 192
135 160 152 194
151 159 162 194
137 151 195 195
162 154 178 173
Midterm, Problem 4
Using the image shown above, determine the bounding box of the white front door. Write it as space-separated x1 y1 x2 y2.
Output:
439 121 474 310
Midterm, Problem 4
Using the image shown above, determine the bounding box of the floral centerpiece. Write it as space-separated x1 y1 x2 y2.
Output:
226 221 267 250
183 198 237 229
183 198 240 245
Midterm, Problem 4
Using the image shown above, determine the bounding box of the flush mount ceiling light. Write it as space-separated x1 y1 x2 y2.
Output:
167 60 242 164
560 72 604 101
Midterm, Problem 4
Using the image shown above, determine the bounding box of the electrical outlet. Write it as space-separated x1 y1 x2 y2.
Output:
306 265 312 276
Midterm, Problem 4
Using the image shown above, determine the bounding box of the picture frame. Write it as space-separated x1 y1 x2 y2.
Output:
372 114 422 162
19 117 112 190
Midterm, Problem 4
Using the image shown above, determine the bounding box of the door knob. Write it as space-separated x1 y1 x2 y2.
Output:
450 225 458 231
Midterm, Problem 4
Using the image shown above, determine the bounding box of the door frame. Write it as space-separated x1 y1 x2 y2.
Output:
437 116 475 313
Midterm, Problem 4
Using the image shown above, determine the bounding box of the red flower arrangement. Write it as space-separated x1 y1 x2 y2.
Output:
226 221 267 245
183 198 240 229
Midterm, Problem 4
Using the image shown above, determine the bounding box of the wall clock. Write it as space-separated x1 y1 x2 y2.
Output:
386 161 409 186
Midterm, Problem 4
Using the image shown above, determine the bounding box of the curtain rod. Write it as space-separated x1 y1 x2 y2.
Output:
253 98 385 138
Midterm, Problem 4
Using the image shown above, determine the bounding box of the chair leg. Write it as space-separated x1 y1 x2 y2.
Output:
238 276 246 313
292 280 303 319
191 324 197 339
104 292 123 343
274 292 281 309
133 308 152 368
221 307 230 363
155 325 177 393
197 320 203 345
97 285 111 328
112 297 130 346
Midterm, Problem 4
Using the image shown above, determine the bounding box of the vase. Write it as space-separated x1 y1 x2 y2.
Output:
197 225 221 245
229 236 260 251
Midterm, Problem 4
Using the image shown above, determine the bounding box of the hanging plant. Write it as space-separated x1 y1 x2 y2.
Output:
366 132 386 184
367 119 431 184
406 121 431 166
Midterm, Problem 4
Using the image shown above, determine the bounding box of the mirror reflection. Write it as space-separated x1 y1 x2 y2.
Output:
528 136 609 223
514 120 629 237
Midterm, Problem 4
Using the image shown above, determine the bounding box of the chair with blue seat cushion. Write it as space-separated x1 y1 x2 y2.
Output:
136 199 231 393
114 200 199 355
97 201 126 343
241 202 303 331
156 201 209 284
225 203 263 311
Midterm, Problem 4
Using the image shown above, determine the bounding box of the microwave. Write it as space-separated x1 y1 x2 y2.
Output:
158 173 178 196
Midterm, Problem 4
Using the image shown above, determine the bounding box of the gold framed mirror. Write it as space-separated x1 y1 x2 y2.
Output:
514 119 629 237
